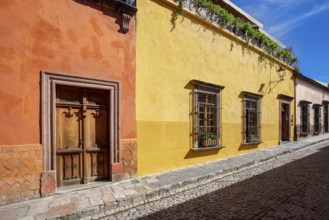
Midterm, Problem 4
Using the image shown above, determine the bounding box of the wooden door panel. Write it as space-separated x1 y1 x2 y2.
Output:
91 153 97 177
63 155 72 180
56 153 82 186
71 154 80 179
86 108 108 148
56 107 81 150
85 107 109 180
86 149 109 180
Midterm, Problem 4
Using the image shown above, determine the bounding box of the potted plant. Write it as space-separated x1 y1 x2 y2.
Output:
247 127 259 143
200 128 217 147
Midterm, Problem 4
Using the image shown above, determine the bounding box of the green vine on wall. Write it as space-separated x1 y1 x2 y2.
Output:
176 0 298 67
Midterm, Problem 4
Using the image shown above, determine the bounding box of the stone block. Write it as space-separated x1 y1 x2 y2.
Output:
89 196 104 206
0 206 28 220
42 203 75 219
123 189 137 196
40 170 56 197
103 194 115 202
134 186 148 193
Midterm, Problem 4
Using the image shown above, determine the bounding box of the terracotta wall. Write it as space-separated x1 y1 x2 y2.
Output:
0 0 136 204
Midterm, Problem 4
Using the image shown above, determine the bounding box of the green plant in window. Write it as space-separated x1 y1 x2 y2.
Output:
249 127 258 136
200 128 216 140
247 127 259 143
200 128 217 147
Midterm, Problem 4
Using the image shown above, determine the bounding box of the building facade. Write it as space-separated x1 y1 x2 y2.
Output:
136 0 296 176
295 73 329 140
0 0 137 205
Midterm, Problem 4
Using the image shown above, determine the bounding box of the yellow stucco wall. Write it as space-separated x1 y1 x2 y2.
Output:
136 0 295 176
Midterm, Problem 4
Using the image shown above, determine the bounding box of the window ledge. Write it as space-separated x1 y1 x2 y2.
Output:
191 145 225 152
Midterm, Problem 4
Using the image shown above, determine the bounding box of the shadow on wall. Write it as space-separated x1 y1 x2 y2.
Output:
72 0 124 33
149 0 184 32
238 143 259 151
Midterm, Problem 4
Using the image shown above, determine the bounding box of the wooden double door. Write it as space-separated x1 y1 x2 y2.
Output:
56 85 110 187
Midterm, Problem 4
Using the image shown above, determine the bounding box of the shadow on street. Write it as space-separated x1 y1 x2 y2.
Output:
139 146 329 219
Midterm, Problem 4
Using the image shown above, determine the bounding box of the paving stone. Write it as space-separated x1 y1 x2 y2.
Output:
103 194 115 203
123 189 138 196
111 184 125 192
100 186 114 195
113 192 125 199
0 206 28 220
134 186 148 193
49 196 72 208
89 196 104 206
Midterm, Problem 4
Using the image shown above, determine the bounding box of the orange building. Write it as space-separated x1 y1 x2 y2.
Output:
0 0 137 205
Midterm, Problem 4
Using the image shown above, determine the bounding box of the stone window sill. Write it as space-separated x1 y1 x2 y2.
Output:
242 142 262 146
191 145 225 152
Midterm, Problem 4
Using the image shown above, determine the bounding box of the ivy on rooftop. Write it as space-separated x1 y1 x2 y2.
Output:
176 0 298 66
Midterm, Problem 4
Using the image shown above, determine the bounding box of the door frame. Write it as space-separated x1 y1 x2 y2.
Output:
279 95 293 144
41 71 120 184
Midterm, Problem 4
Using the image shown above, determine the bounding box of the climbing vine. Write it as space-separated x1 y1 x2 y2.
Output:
175 0 297 66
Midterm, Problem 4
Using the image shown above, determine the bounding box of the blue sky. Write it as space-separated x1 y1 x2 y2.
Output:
231 0 329 83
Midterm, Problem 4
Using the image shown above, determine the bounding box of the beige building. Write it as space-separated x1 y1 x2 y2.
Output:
295 73 329 140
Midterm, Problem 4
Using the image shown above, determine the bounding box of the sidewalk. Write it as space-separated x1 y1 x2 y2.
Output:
1 134 329 220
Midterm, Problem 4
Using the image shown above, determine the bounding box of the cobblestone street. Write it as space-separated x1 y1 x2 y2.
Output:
108 143 329 219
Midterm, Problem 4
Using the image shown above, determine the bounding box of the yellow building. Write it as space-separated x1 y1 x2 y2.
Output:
136 0 296 176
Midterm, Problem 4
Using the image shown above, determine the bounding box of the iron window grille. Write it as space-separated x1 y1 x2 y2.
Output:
243 94 261 144
324 104 329 133
300 103 310 134
314 105 322 134
193 82 223 149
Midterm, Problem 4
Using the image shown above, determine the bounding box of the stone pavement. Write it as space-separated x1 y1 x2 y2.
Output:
1 134 329 220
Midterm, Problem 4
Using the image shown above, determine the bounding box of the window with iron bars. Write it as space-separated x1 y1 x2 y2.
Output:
325 104 329 133
300 103 310 134
193 83 223 149
314 105 321 133
244 94 261 144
